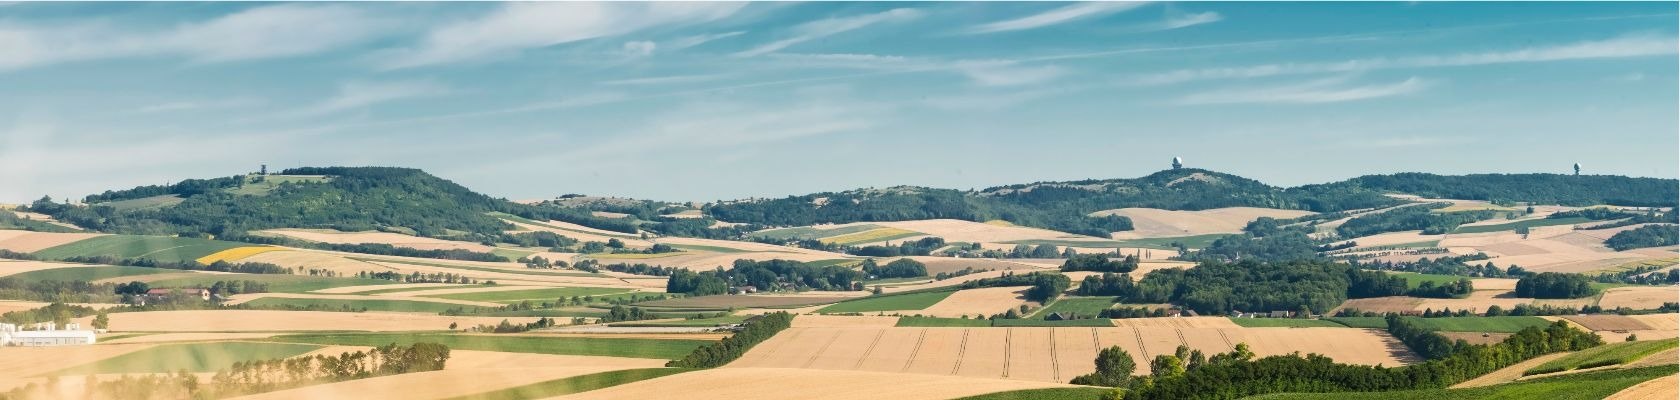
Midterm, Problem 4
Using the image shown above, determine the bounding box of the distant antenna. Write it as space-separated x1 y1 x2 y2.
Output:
261 164 268 175
1172 156 1183 170
1572 162 1581 176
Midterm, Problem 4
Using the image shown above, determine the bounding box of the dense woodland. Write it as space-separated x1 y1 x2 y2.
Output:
1334 203 1495 237
957 272 1071 302
1514 272 1597 299
1307 172 1679 208
665 259 861 295
1605 224 1679 250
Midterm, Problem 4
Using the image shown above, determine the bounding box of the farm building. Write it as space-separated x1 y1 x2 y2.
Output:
0 322 97 346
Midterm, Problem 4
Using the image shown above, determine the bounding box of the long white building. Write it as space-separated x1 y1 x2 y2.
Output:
0 322 97 346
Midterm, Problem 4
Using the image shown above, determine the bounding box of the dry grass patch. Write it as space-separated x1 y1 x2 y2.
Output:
1563 315 1659 332
195 246 287 264
0 260 104 278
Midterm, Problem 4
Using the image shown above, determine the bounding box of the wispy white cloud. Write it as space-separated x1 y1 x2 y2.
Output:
132 98 264 114
1134 34 1677 85
954 61 1066 87
922 88 1067 111
380 2 745 68
621 41 657 57
668 31 746 50
964 2 1150 34
734 8 922 57
286 80 451 118
1175 76 1428 105
599 74 730 86
1144 11 1222 31
0 4 390 70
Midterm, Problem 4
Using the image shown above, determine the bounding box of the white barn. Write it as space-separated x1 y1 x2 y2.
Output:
0 322 97 346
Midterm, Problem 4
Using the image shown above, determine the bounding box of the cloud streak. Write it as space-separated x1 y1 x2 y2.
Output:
1134 34 1677 85
0 4 391 70
380 2 745 68
734 8 922 57
964 2 1150 34
1175 77 1428 105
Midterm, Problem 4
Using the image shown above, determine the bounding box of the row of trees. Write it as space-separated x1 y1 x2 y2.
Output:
357 271 484 285
666 312 793 368
666 260 863 296
860 258 928 279
1336 203 1495 237
1061 254 1139 273
957 272 1070 302
1347 269 1472 299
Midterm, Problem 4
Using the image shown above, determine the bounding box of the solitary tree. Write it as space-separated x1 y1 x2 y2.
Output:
1070 346 1136 387
92 312 110 330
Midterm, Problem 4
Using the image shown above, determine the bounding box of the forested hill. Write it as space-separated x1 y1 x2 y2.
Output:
706 169 1403 237
705 169 1677 237
1305 173 1679 208
22 167 634 241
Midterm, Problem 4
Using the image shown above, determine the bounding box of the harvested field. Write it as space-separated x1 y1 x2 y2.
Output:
730 326 1416 382
1334 296 1426 314
917 287 1032 318
1606 374 1680 400
555 367 1073 400
1452 352 1572 388
653 237 847 257
892 256 1050 275
194 246 286 264
79 310 543 332
236 249 385 276
1564 315 1661 331
792 315 902 328
54 342 322 374
501 219 648 247
1096 207 1314 239
869 219 1106 244
1628 314 1679 331
225 292 504 309
0 260 103 278
635 294 853 309
362 260 653 289
260 229 495 252
1599 286 1679 310
236 363 665 400
100 332 283 344
821 227 923 246
1472 278 1520 291
312 282 459 294
0 230 103 253
1110 317 1239 329
879 269 1056 294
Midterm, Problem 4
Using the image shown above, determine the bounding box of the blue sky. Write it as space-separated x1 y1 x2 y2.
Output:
0 2 1674 203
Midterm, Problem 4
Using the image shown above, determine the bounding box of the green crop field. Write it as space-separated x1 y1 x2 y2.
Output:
243 297 466 313
32 235 249 263
1252 365 1674 400
5 266 176 282
145 274 395 293
427 287 635 303
1389 272 1472 288
804 258 863 268
1452 217 1594 234
665 243 753 253
444 368 696 400
1525 340 1680 375
55 342 321 374
957 388 1113 400
270 333 709 360
1325 316 1550 332
1031 297 1117 319
817 290 955 313
344 285 475 295
1228 318 1348 328
489 247 536 260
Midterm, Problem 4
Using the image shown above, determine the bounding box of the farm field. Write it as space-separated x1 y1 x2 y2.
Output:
238 354 672 400
1326 316 1552 332
242 297 476 313
1254 365 1675 400
259 228 496 253
54 342 321 374
917 287 1033 318
31 234 251 263
1228 318 1347 328
144 273 396 293
270 333 711 360
818 290 956 313
78 310 545 332
556 367 1076 400
728 326 1416 382
0 230 105 253
437 368 693 400
1525 340 1680 375
424 286 634 303
1030 297 1117 319
1096 207 1313 238
2 264 176 281
820 227 923 245
636 294 854 309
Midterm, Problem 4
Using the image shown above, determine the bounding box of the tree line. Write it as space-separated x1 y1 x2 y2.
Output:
666 312 793 368
1605 224 1678 251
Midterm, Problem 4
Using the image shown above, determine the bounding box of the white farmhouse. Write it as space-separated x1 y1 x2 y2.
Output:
0 322 97 346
